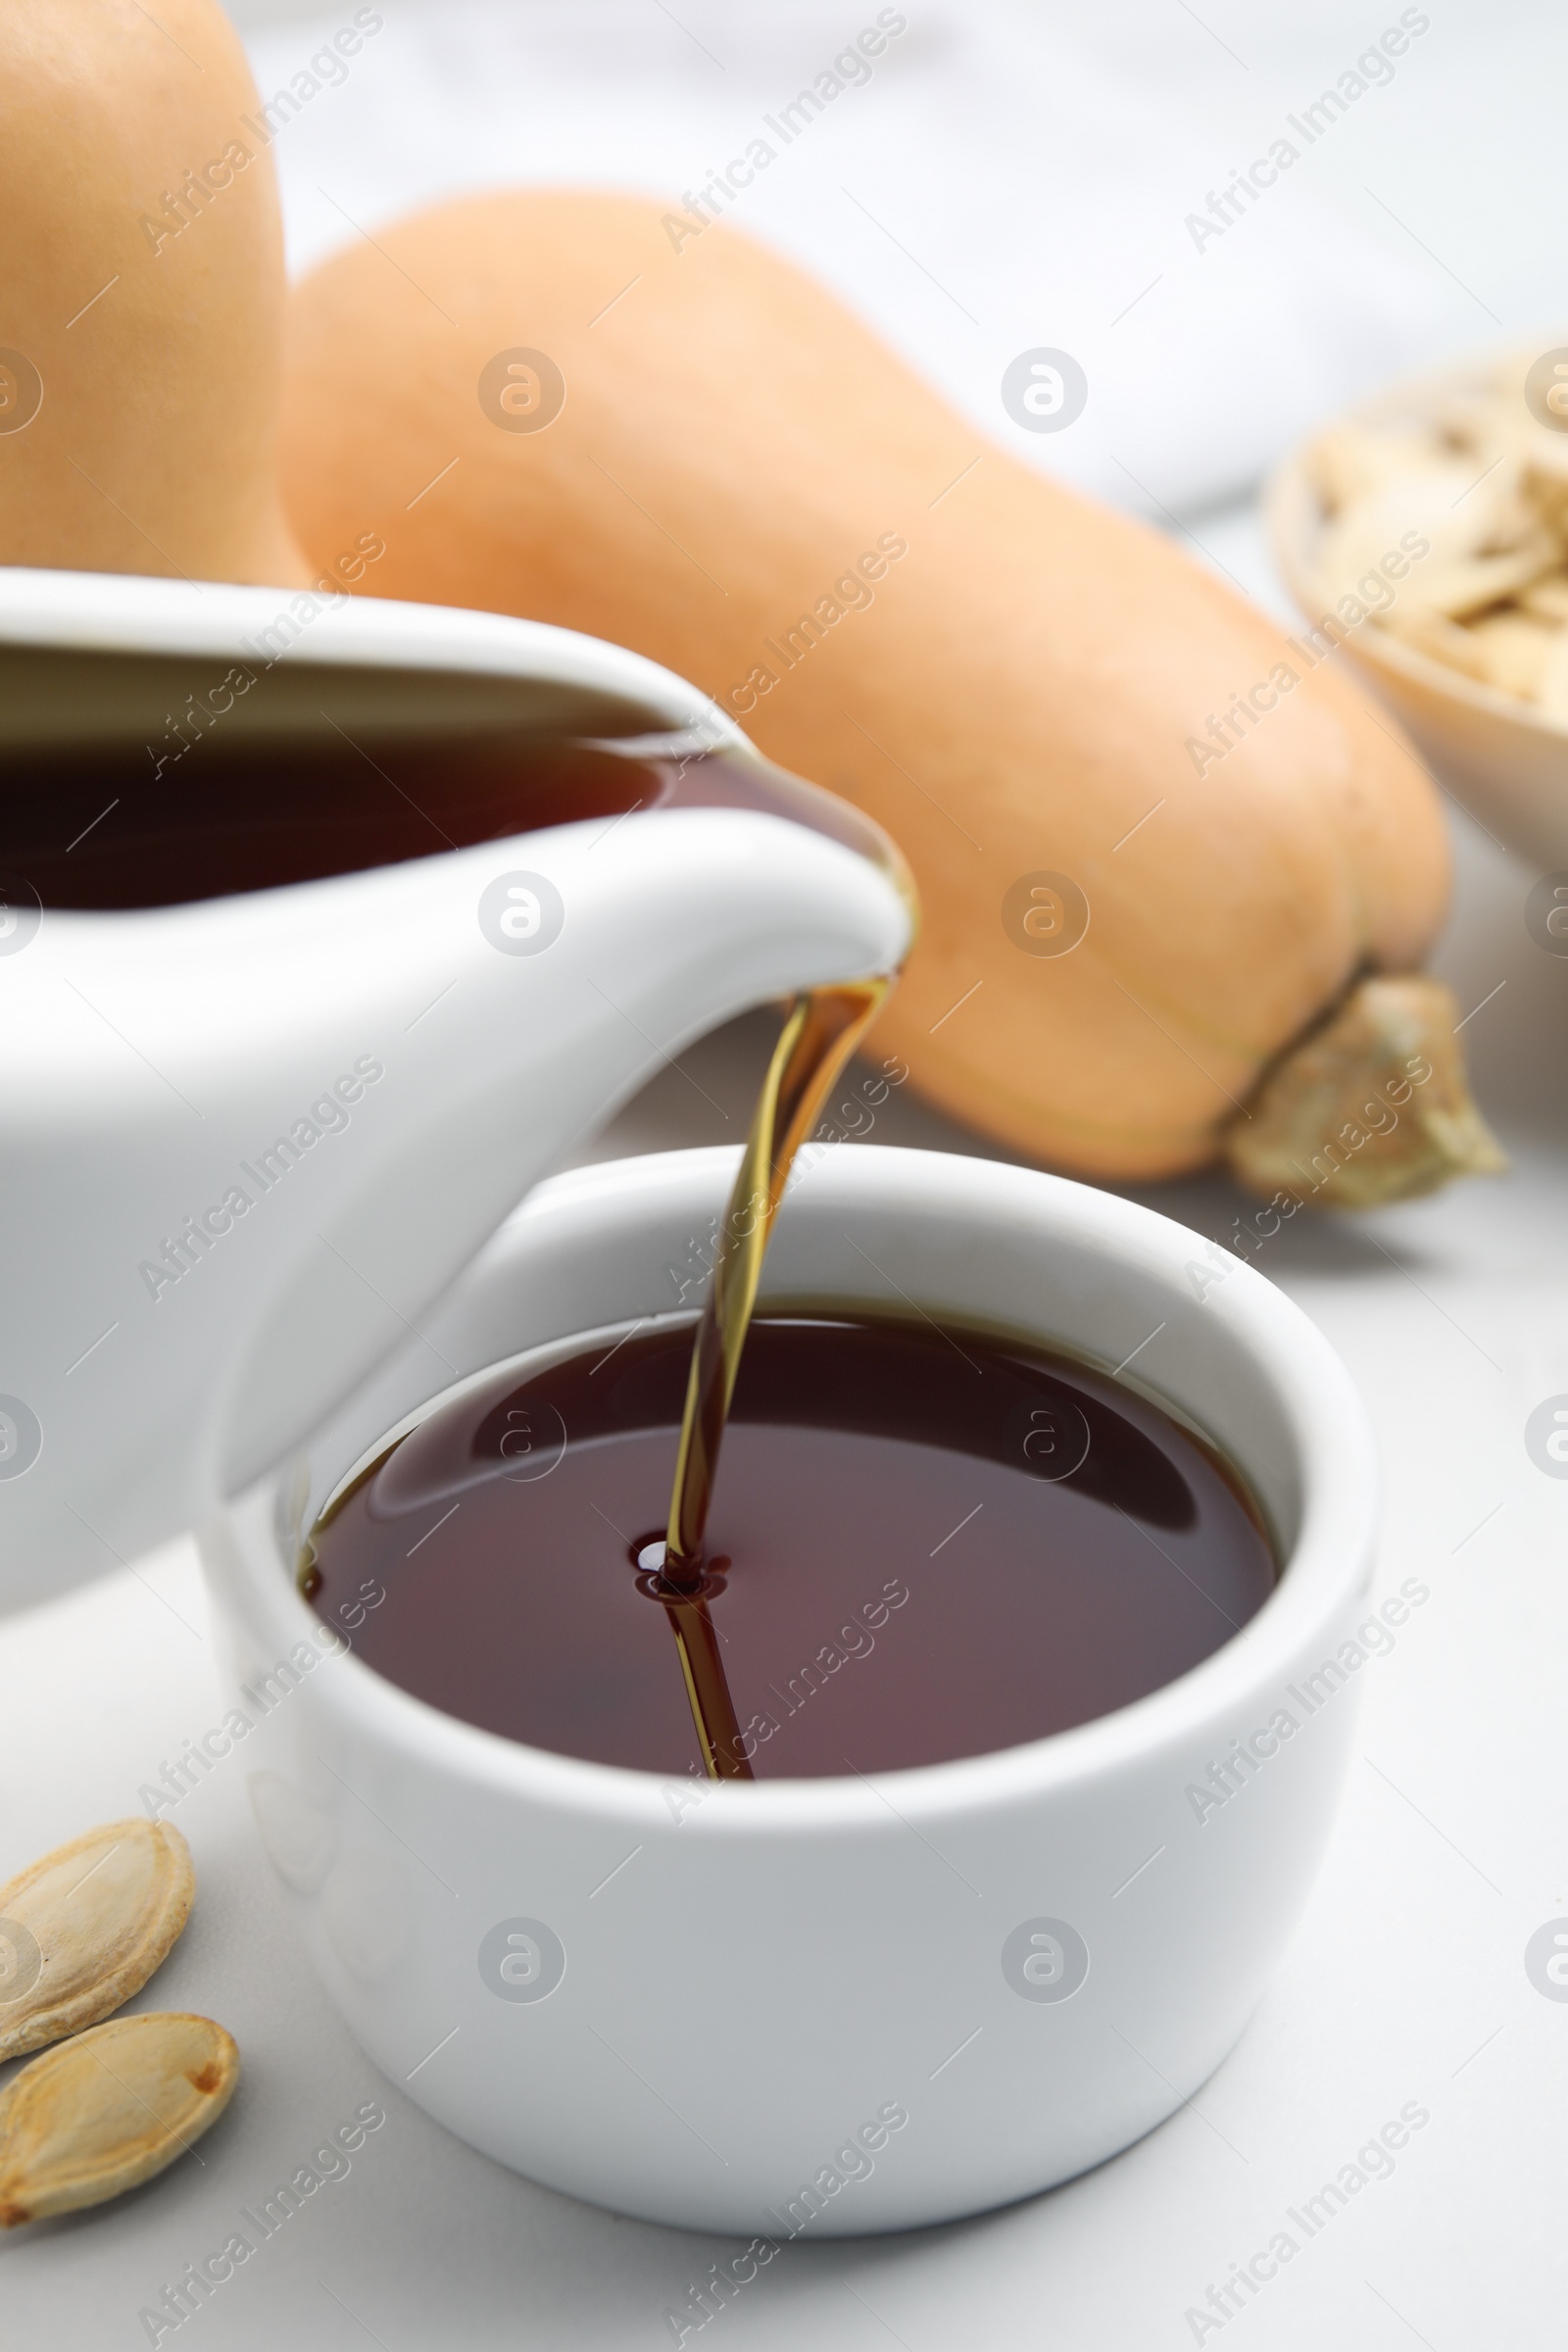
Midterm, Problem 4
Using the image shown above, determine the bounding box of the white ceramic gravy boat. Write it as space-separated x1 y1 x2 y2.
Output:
0 567 910 1607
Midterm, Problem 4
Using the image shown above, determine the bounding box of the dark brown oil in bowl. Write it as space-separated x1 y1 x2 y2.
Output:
305 1314 1276 1779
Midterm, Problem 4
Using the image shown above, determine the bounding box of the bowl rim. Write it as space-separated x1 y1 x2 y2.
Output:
1264 338 1568 746
204 1143 1380 1836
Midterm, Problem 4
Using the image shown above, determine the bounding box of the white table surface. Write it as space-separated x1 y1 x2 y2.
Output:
5 494 1567 2347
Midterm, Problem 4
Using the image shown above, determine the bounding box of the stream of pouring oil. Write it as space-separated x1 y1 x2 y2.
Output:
647 980 890 1781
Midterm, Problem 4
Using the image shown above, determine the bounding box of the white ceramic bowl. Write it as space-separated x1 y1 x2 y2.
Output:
1267 346 1568 870
200 1144 1377 2235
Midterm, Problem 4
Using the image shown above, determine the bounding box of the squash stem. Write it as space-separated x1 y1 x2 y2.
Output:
1224 973 1506 1210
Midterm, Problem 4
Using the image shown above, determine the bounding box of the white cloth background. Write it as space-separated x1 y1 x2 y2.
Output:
236 0 1565 515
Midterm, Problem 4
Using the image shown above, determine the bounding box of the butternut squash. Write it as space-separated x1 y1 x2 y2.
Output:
0 0 305 585
277 190 1495 1198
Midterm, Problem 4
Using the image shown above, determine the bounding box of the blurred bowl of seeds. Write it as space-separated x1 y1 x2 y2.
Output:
1268 341 1568 869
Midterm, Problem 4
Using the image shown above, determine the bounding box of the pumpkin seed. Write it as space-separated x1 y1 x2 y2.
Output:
0 2012 238 2227
0 1819 194 2062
